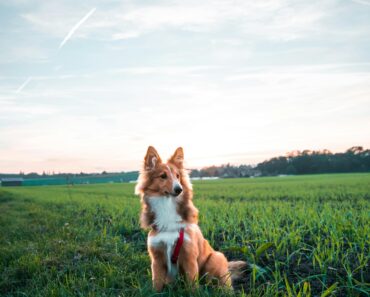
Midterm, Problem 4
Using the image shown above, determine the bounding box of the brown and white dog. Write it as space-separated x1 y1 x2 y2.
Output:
135 146 246 291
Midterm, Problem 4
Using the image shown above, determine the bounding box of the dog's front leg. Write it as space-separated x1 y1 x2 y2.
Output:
149 248 167 292
151 259 167 291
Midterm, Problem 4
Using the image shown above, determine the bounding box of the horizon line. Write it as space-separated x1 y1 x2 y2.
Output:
1 145 367 175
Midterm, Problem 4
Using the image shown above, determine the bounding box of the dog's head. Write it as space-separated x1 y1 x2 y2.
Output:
135 146 190 197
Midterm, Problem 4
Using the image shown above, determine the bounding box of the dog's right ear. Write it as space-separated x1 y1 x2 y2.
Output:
144 146 162 171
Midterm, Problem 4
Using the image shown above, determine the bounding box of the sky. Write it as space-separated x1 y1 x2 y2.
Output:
0 0 370 173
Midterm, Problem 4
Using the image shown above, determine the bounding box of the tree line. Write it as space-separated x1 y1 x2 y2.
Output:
190 164 256 178
256 146 370 176
190 146 370 177
2 146 369 180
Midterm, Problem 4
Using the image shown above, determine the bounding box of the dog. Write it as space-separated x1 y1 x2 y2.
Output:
135 146 246 291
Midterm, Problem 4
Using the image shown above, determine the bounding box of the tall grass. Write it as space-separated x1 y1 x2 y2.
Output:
0 173 369 296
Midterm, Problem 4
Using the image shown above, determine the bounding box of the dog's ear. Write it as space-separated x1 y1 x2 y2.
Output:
169 147 184 168
144 146 162 171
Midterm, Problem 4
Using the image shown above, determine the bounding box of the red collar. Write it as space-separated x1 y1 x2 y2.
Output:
171 227 185 264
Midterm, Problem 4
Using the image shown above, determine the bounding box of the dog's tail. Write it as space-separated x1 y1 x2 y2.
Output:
228 261 248 281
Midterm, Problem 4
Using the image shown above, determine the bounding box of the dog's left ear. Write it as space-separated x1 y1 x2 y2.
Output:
169 147 184 168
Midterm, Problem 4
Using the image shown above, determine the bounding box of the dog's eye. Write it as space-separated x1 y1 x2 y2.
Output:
176 174 180 179
160 173 167 179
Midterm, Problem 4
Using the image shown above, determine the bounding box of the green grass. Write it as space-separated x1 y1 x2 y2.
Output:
0 173 369 297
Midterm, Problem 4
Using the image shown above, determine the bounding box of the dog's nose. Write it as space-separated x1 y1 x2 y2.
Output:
174 186 183 195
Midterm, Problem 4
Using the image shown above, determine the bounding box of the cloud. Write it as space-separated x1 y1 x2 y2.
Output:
105 0 331 41
112 65 221 76
351 0 370 6
19 0 335 42
1 62 369 172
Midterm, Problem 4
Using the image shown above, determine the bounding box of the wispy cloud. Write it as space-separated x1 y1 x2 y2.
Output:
19 1 335 42
351 0 370 7
59 8 96 49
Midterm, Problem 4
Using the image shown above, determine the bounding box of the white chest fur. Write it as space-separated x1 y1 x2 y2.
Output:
147 196 189 277
149 196 183 232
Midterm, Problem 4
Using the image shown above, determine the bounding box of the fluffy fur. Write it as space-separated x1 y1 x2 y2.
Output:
135 146 246 291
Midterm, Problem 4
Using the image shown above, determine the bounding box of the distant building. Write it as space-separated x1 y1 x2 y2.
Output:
0 178 24 187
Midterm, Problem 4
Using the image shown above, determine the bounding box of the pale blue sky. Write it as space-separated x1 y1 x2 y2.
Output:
1 0 370 173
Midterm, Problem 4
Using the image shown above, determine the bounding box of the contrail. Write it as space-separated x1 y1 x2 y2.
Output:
15 77 32 93
59 7 96 49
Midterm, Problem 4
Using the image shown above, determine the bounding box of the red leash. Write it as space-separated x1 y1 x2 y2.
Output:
171 228 185 264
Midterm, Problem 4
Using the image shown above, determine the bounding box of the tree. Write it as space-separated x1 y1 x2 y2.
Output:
256 146 370 175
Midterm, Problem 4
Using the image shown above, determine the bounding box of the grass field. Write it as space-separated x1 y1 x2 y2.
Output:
0 173 369 297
